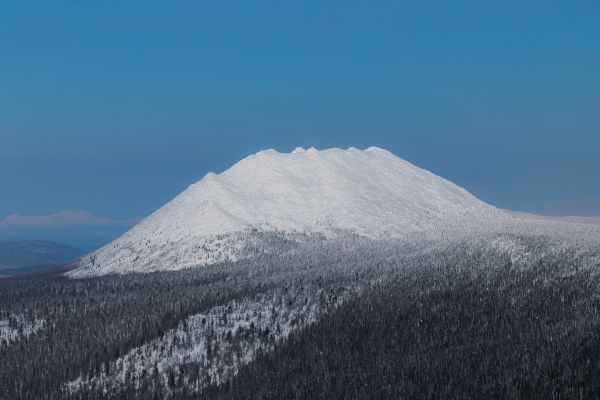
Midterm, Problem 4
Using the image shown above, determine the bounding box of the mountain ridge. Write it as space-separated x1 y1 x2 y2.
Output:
70 147 508 277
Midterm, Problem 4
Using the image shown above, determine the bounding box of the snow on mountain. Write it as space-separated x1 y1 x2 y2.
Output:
69 146 507 277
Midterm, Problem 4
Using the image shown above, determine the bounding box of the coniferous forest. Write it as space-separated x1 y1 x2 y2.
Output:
2 228 600 399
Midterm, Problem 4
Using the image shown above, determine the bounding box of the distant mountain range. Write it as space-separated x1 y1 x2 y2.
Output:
0 240 85 277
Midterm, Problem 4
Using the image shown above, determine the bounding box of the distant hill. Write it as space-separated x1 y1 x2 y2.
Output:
508 211 600 225
0 240 85 277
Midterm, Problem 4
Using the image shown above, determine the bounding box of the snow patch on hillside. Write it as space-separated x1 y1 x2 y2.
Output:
65 285 359 397
0 314 45 346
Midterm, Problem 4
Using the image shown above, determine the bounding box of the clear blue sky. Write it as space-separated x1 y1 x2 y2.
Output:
1 1 599 247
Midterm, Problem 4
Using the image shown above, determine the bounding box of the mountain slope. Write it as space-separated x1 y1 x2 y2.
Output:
70 147 507 277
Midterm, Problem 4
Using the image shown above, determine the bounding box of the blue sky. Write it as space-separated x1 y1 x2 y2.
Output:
1 1 599 248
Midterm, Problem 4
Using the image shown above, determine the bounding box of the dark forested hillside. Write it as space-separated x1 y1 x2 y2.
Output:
0 236 383 399
205 258 600 399
1 231 600 399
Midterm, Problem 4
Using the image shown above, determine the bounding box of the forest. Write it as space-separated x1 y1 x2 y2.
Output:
1 226 600 399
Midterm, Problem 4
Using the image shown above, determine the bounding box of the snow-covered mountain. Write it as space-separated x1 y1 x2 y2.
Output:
69 146 507 277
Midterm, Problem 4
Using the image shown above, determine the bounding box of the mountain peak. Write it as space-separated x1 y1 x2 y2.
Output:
70 146 506 277
249 146 386 157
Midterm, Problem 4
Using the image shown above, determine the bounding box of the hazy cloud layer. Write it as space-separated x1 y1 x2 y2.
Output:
0 211 139 228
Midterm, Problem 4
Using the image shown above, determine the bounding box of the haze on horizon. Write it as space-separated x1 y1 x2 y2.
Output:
1 1 599 247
